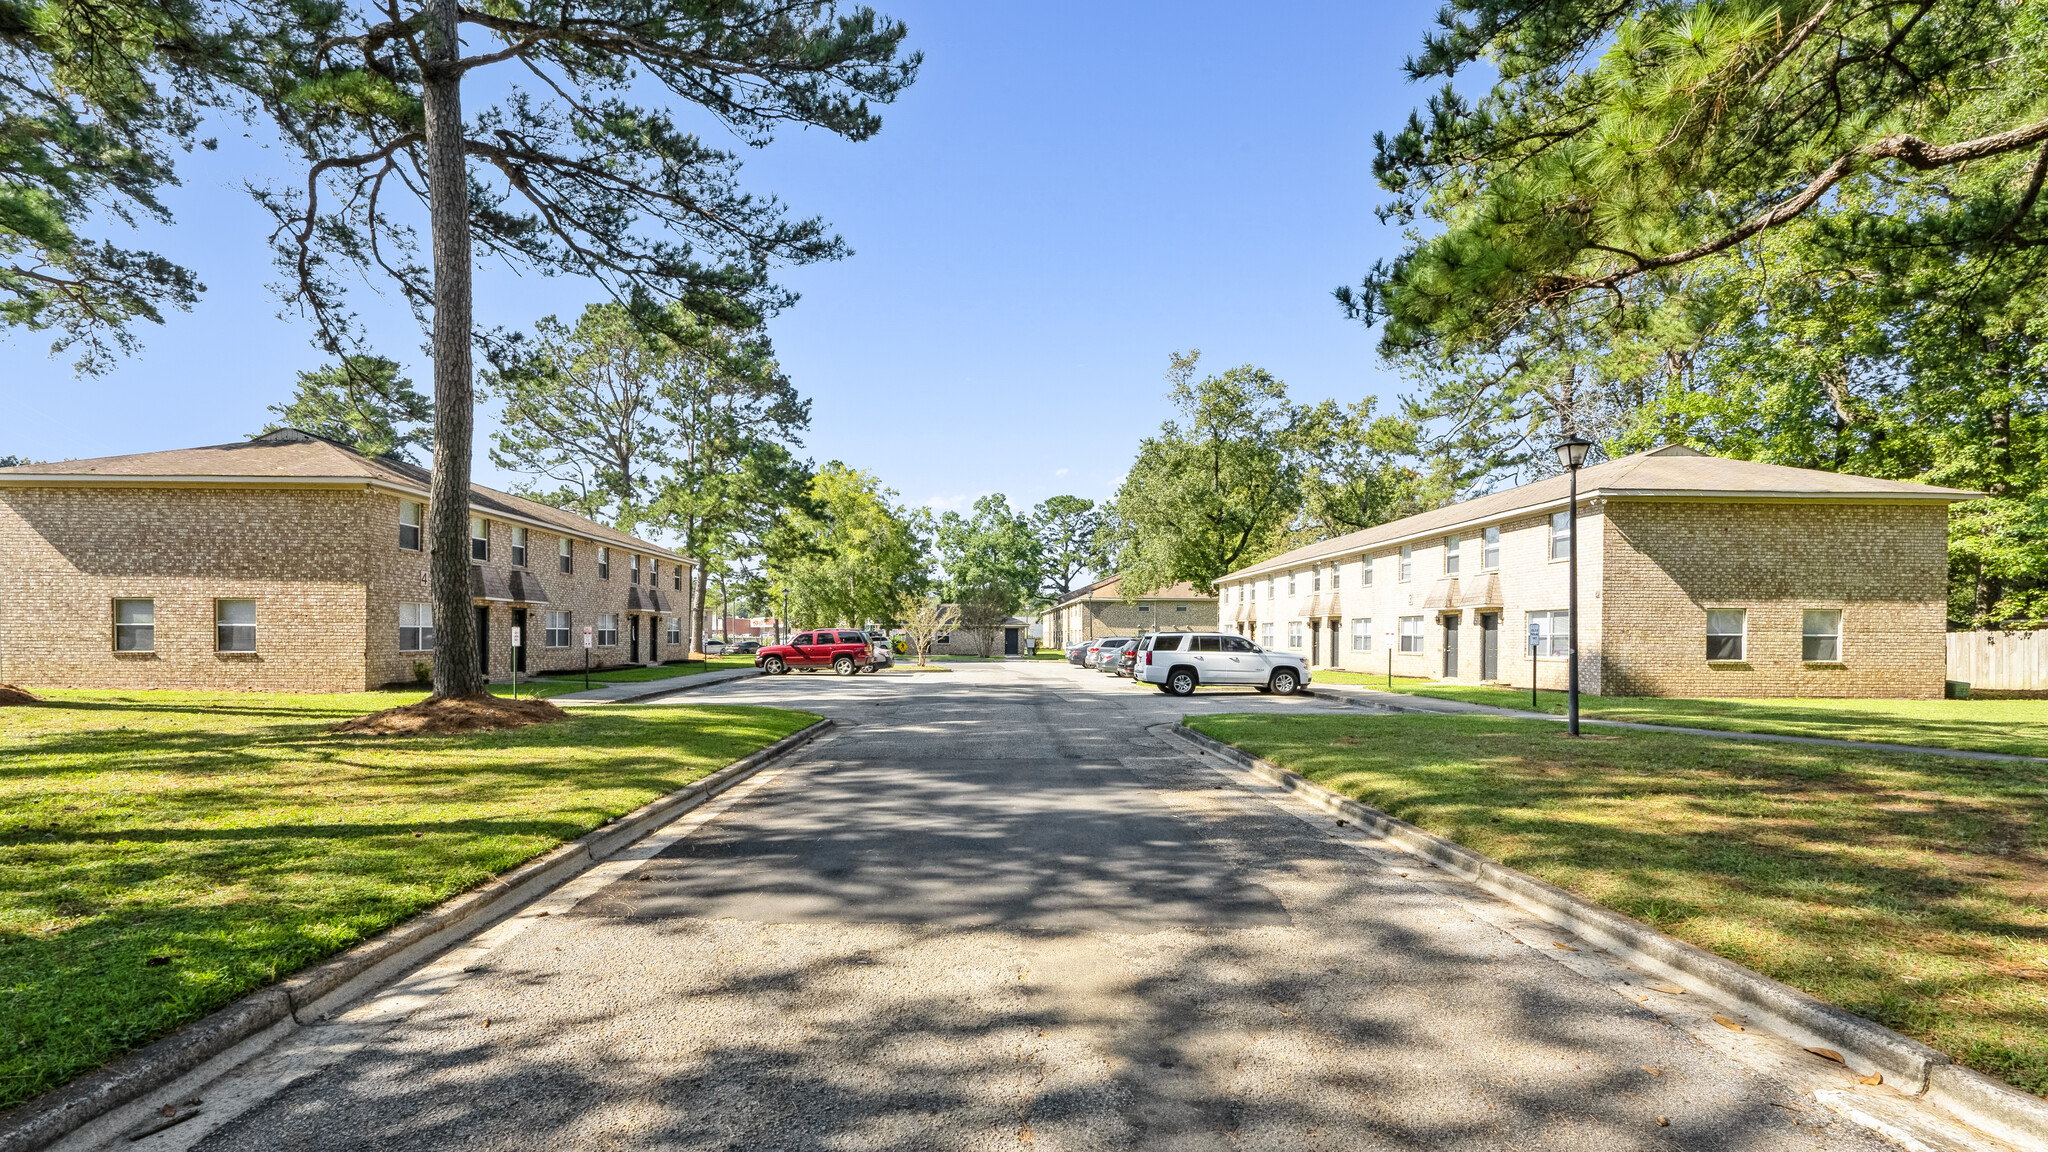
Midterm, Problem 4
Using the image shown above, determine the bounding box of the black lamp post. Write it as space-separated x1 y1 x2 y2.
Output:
1553 434 1594 736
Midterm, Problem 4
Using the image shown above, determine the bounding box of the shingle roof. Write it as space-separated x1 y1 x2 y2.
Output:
0 429 685 561
1220 445 1980 583
1055 573 1213 607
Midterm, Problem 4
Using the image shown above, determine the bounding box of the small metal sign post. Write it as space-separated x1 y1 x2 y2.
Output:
582 626 594 690
1528 620 1542 710
510 627 522 699
1384 628 1395 690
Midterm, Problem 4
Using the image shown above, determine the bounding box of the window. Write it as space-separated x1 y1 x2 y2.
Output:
1444 535 1461 575
1288 571 1297 595
545 611 571 648
630 553 641 585
1311 565 1322 592
470 516 489 561
1482 525 1500 570
558 536 573 574
1288 622 1304 649
1363 555 1374 586
1398 616 1424 654
1138 604 1152 613
1192 635 1221 652
667 618 682 645
399 602 436 651
1706 609 1747 661
791 632 815 646
1351 618 1372 652
673 565 683 591
598 547 611 579
1175 604 1187 613
511 526 528 567
1803 610 1842 661
399 501 422 550
1530 609 1571 657
597 614 619 646
1223 636 1256 653
215 600 256 651
1550 511 1571 561
1331 563 1341 591
1266 577 1274 600
1151 634 1184 652
1399 545 1413 581
114 598 155 652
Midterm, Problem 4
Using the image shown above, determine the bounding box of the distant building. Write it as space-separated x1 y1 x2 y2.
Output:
1044 575 1219 648
1213 445 1976 699
0 431 691 692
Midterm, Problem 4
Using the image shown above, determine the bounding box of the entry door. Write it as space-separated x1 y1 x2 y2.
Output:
1479 612 1499 680
475 606 490 675
1004 628 1020 655
1309 620 1321 666
630 615 640 663
1442 613 1461 678
511 609 527 674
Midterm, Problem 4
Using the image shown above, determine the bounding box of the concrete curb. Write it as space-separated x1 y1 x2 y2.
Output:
1166 721 2048 1149
0 716 832 1152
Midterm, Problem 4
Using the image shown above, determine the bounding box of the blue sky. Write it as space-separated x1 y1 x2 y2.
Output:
6 0 1444 521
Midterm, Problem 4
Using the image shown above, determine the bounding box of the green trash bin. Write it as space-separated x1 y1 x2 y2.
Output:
1945 680 1971 700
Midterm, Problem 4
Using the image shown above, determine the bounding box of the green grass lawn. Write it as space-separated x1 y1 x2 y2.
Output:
526 656 758 685
0 688 816 1110
1184 711 2048 1096
1310 671 2048 757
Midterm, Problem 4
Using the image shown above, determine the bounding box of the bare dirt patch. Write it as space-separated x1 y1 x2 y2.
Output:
0 684 42 705
332 694 568 735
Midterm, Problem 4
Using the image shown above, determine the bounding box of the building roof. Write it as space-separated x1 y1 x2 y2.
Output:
0 429 686 562
1219 445 1980 584
1054 573 1213 608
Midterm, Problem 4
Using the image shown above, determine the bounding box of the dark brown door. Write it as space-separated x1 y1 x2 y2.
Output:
1442 613 1461 678
475 606 490 675
630 615 640 663
1480 612 1499 680
511 609 527 674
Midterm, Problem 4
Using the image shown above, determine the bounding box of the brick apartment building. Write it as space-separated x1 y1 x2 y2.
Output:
1214 446 1976 699
1043 575 1218 648
0 430 691 693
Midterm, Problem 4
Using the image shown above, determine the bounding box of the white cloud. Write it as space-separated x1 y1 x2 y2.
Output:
1054 468 1069 476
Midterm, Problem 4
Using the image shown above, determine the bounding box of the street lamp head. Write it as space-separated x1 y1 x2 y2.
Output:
1554 434 1594 471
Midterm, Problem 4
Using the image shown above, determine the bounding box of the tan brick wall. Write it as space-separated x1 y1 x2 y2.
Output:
1599 501 1948 699
1052 598 1218 644
0 486 372 692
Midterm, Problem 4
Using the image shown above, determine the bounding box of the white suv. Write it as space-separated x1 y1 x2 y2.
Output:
1134 632 1309 696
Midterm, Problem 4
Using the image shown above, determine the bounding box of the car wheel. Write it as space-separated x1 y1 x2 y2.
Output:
762 655 787 675
1167 668 1197 696
1269 668 1300 696
833 655 858 676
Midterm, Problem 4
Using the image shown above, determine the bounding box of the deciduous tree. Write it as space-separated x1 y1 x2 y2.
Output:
935 493 1040 608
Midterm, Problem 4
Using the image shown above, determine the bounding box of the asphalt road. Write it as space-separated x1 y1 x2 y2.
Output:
167 660 1896 1151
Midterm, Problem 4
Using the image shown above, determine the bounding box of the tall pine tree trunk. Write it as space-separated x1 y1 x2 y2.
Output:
422 0 485 699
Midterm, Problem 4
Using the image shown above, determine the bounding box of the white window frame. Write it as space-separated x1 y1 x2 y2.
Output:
1351 617 1372 652
1266 577 1274 600
1398 616 1424 654
398 501 422 551
470 516 489 561
1531 609 1570 658
214 599 257 652
1803 609 1843 662
1444 534 1461 576
114 598 155 652
666 617 682 645
1288 621 1304 649
1288 571 1297 595
1363 555 1374 586
1398 545 1413 582
558 536 573 574
597 613 619 646
630 553 641 585
511 526 528 568
1549 511 1571 561
1311 564 1321 592
1706 608 1747 661
1331 562 1342 591
597 546 611 579
545 610 571 648
399 601 436 652
1482 525 1500 570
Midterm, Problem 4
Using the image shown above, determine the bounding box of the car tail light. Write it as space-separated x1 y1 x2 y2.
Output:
1145 651 1153 665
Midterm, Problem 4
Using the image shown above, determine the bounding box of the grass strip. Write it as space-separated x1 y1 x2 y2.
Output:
0 688 815 1109
1183 711 2048 1097
1309 671 2048 758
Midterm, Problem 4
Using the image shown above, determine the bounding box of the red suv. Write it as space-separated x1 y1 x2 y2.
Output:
756 629 888 676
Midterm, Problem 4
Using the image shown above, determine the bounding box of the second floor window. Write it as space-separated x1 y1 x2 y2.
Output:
398 501 422 551
1288 572 1297 595
1311 565 1321 592
1550 511 1571 560
1363 556 1374 586
511 526 528 567
598 547 611 579
558 536 573 573
1444 535 1461 575
470 517 488 561
631 554 641 584
1331 563 1341 591
1399 545 1413 581
674 565 683 591
1482 525 1501 569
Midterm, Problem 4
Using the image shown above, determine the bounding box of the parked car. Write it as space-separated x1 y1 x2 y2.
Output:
1082 637 1129 668
1066 642 1091 666
728 639 762 654
701 638 727 655
1094 638 1133 674
1133 632 1308 696
1113 642 1140 677
755 628 889 675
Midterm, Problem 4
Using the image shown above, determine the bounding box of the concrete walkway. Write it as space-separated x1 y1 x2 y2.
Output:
544 665 760 704
1305 681 2048 764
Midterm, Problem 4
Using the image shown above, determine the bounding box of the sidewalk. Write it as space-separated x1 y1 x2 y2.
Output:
547 666 761 704
1304 681 2048 764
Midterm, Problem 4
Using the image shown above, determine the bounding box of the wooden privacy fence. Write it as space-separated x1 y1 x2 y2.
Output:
1946 630 2048 690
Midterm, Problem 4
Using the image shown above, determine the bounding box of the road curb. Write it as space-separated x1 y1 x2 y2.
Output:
1164 721 2048 1150
0 715 832 1152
